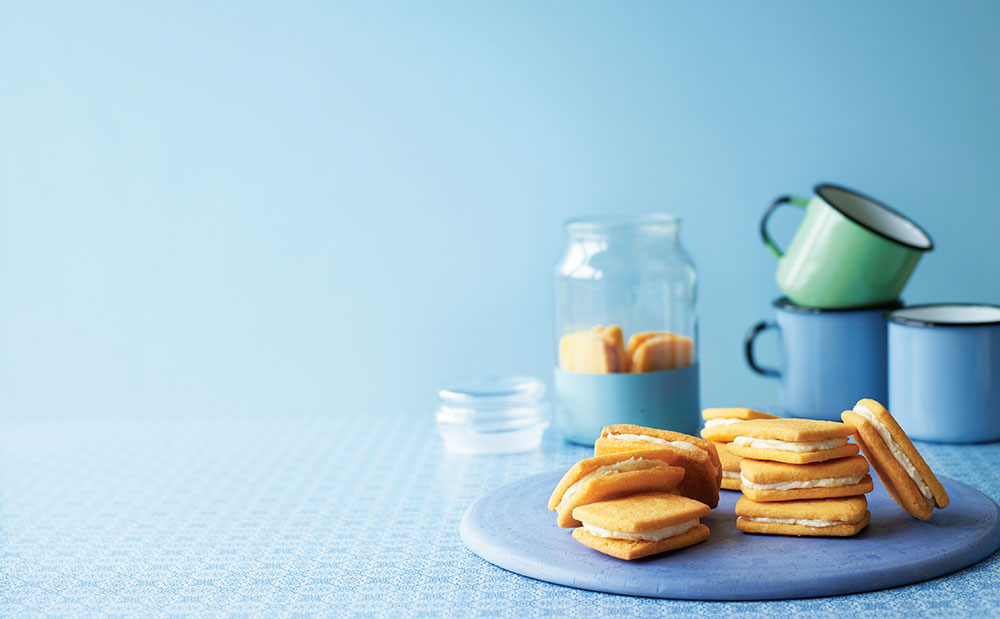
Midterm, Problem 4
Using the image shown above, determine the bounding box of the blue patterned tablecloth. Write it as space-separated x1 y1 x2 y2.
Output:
0 412 997 616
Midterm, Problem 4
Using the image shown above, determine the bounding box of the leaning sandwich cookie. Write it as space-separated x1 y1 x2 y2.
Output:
842 398 949 520
571 492 711 560
717 418 859 464
735 495 870 537
595 424 721 508
739 455 874 502
547 450 686 528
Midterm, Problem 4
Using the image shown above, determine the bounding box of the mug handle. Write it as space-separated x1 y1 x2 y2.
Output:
744 320 781 378
760 195 809 258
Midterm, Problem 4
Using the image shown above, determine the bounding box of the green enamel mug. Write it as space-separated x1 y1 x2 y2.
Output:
761 184 934 309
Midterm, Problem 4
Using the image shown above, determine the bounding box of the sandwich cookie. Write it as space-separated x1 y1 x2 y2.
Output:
595 424 721 508
735 495 870 537
701 408 778 489
714 441 743 491
740 455 874 502
571 492 711 560
842 398 949 520
717 418 859 464
700 408 778 441
558 325 625 373
548 450 686 528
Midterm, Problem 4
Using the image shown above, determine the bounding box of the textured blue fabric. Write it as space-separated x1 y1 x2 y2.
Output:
0 413 997 615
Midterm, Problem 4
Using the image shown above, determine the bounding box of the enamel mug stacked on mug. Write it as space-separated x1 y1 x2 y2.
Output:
746 184 1000 443
746 184 933 422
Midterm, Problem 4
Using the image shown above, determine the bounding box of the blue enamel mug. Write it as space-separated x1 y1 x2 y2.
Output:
888 304 1000 443
745 298 898 420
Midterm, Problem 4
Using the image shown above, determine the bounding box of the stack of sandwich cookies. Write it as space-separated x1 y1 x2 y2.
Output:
735 495 871 537
572 492 711 560
740 456 873 502
842 398 949 520
547 450 686 527
595 424 721 508
550 437 713 561
716 417 872 537
715 418 859 464
700 408 777 491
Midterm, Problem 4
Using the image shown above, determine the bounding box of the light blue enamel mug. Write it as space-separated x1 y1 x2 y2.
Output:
888 304 1000 443
745 298 897 420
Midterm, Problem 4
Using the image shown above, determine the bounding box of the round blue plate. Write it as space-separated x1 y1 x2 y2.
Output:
460 470 1000 600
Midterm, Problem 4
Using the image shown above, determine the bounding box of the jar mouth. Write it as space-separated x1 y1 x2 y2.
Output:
565 214 679 234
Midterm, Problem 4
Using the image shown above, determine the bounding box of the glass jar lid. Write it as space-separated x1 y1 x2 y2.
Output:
438 376 546 410
435 376 549 455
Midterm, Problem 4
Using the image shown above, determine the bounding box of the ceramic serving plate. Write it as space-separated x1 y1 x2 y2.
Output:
461 469 1000 600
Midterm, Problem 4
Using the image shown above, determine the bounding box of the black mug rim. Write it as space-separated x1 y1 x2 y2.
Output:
889 303 1000 328
814 183 934 252
774 297 902 314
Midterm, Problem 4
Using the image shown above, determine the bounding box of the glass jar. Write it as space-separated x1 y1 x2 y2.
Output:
553 214 699 444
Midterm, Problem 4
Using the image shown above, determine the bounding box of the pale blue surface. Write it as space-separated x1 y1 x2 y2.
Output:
0 412 998 615
2 2 1000 421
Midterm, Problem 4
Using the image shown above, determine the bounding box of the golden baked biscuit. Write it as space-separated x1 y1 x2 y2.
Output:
735 495 870 537
739 455 874 502
842 398 949 520
700 408 778 441
547 450 686 528
571 492 711 560
595 424 721 508
625 331 664 360
701 408 779 489
628 333 694 372
600 325 626 372
558 326 622 373
712 440 743 491
719 418 859 464
702 407 778 422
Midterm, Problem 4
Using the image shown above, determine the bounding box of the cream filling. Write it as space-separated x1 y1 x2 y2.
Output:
704 418 743 427
740 473 864 490
722 471 740 479
853 402 934 508
582 518 699 542
741 516 861 528
557 458 659 511
606 433 707 456
733 436 847 452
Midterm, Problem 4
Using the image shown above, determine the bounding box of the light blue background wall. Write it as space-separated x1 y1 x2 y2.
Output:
1 1 998 421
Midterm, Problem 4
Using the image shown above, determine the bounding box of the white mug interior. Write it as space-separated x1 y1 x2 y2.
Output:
817 185 932 250
891 304 1000 326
